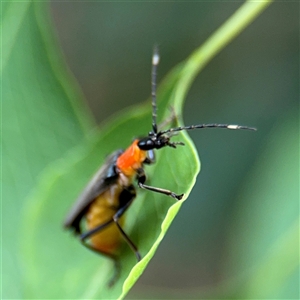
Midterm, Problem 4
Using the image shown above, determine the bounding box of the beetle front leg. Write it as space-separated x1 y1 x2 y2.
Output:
136 168 184 200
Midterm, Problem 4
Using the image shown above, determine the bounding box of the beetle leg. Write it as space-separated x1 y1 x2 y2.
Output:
80 239 121 287
79 223 121 287
79 197 138 286
80 218 114 240
80 197 141 263
138 183 184 200
113 200 142 261
136 168 184 200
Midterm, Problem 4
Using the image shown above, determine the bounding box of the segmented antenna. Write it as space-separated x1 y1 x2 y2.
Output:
150 46 256 136
158 123 257 136
151 46 160 134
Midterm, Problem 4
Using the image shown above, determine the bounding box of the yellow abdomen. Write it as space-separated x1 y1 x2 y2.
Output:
86 185 124 255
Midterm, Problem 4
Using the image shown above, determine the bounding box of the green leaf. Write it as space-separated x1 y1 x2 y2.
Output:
222 110 299 299
2 2 93 298
21 61 200 298
10 0 273 299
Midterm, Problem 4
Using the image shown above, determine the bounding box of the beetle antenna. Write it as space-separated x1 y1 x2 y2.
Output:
151 46 159 134
158 123 257 136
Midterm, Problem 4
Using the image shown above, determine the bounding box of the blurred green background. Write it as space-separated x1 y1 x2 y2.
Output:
3 1 298 299
49 2 299 298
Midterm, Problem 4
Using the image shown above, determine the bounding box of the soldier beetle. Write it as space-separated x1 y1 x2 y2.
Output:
64 47 256 286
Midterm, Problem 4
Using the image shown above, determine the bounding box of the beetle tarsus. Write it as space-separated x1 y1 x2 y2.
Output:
108 258 121 288
175 193 184 200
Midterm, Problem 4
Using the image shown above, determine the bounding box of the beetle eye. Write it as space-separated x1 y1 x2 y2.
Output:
138 138 155 150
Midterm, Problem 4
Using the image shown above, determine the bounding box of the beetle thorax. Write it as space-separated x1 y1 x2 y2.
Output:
116 140 147 177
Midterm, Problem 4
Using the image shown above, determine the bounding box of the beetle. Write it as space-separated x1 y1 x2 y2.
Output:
64 47 256 286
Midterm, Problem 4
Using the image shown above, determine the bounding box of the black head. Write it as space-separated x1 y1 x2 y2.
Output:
137 131 184 151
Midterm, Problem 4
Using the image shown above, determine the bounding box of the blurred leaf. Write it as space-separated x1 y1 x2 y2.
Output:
0 0 272 299
22 62 200 297
2 2 93 298
223 110 299 298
